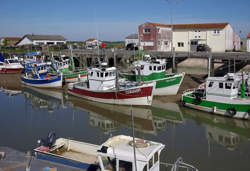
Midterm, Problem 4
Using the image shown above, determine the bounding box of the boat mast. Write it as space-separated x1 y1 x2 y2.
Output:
70 45 76 71
131 105 138 171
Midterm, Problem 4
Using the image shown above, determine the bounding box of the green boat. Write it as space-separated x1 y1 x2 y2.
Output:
53 55 87 83
121 59 185 96
182 73 250 119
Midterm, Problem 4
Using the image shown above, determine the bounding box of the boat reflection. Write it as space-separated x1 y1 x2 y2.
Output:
182 107 250 152
21 85 66 112
67 96 185 135
0 74 21 96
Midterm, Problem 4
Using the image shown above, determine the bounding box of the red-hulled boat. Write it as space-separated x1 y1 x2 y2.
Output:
0 56 24 74
67 64 155 106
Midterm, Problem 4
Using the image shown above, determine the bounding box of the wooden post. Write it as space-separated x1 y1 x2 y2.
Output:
207 53 212 77
172 47 176 73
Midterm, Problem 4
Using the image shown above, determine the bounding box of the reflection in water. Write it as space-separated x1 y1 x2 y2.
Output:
0 74 21 96
21 86 66 113
182 107 250 152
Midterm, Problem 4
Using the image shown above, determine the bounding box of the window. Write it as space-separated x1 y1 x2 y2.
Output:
149 157 153 169
97 72 100 77
91 72 93 76
178 42 184 47
208 81 214 87
157 28 160 33
164 41 168 45
100 72 104 77
162 65 165 70
149 66 152 71
119 160 132 171
154 66 156 71
158 41 161 45
157 66 161 71
225 83 232 89
144 28 151 33
105 72 108 77
219 82 223 88
213 30 220 34
154 152 159 163
143 164 148 171
191 41 198 45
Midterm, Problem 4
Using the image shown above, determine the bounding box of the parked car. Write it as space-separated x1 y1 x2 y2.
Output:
126 43 138 51
197 44 211 52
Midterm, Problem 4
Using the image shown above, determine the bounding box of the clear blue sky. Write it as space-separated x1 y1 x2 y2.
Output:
1 0 250 41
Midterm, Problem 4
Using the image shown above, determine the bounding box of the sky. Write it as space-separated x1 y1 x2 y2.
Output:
1 0 250 41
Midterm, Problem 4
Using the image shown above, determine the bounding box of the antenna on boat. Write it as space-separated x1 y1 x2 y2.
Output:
70 45 76 71
130 104 138 171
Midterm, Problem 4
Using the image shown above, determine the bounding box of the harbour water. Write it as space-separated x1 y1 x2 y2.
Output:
0 74 250 171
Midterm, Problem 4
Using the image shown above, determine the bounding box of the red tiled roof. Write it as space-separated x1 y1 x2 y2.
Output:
146 22 229 29
3 37 21 41
86 38 96 42
248 33 250 38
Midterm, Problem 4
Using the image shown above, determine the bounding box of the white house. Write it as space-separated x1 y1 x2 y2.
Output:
247 33 250 52
125 34 138 48
85 38 101 49
16 34 66 46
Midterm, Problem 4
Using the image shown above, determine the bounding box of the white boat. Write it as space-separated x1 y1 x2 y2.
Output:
68 63 155 106
0 54 24 74
34 134 198 171
182 73 250 119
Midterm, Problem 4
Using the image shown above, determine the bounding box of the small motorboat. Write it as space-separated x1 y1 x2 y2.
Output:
0 53 24 74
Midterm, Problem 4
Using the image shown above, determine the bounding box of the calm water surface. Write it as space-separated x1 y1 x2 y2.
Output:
0 75 250 171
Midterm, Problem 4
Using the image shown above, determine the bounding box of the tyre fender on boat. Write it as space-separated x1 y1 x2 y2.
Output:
226 108 237 116
193 95 202 105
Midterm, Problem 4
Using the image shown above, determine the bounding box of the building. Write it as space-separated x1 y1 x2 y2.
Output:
16 34 66 46
85 38 101 49
138 22 241 52
247 33 250 52
0 37 21 47
125 34 139 49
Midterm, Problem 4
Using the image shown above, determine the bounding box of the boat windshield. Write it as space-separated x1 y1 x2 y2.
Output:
7 59 19 64
101 157 133 171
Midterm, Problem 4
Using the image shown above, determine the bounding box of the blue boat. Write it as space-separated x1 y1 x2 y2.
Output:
21 62 62 88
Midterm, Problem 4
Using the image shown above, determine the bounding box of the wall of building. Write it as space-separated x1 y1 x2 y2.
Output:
206 28 226 52
247 39 250 52
138 23 157 50
156 27 172 51
225 25 234 51
17 37 32 46
125 39 139 47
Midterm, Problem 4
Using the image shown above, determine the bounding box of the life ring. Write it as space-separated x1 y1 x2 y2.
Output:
226 108 236 116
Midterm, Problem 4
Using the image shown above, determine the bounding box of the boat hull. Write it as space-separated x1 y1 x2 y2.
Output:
64 73 87 83
35 151 97 170
0 68 24 74
68 82 155 106
182 92 250 120
21 75 62 88
123 73 185 96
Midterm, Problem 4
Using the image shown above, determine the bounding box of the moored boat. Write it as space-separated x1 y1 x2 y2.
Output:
181 73 250 119
121 57 185 96
21 62 62 88
68 63 155 106
34 133 198 171
0 54 24 74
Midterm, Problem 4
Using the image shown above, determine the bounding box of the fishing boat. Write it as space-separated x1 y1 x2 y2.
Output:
52 54 87 83
34 133 198 171
0 54 24 74
181 73 250 119
67 63 155 106
21 62 62 88
121 57 185 96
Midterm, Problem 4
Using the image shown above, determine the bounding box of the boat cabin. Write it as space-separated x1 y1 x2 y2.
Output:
25 62 54 79
4 59 20 65
88 64 116 90
97 135 165 171
133 59 166 78
206 74 238 101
